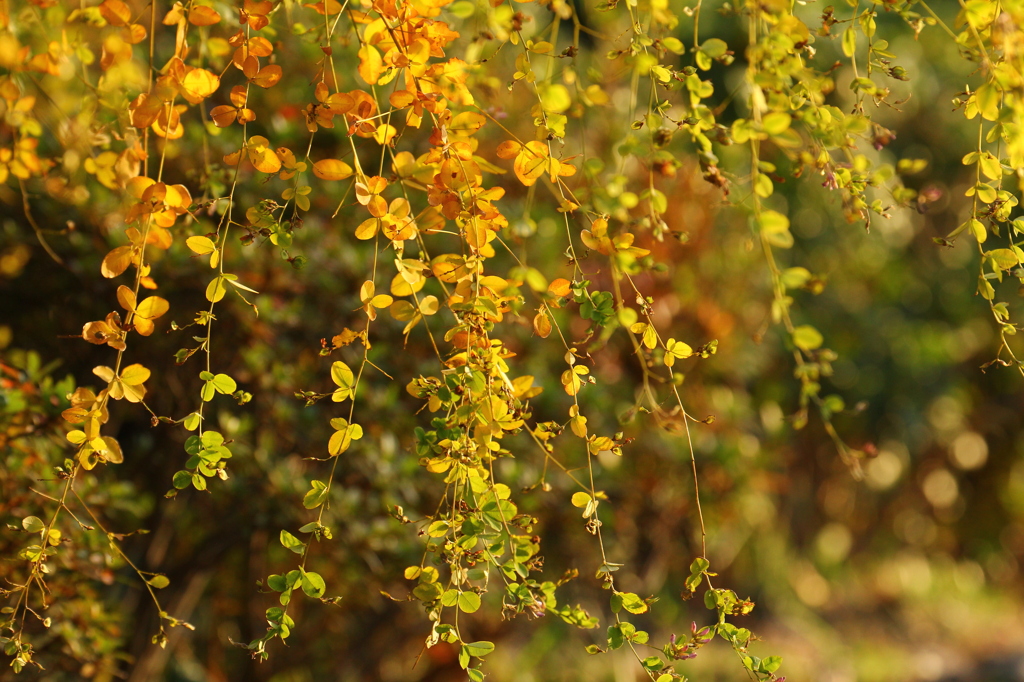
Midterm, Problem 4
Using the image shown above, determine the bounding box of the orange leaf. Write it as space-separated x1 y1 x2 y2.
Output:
389 90 416 109
210 105 237 127
122 23 147 44
251 64 282 88
495 140 521 159
533 311 552 338
101 246 133 278
99 0 131 26
116 285 137 311
548 278 571 297
188 5 221 25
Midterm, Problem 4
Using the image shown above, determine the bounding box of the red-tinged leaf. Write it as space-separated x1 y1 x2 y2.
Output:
99 0 131 26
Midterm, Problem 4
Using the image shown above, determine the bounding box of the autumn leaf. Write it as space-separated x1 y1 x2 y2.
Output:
188 6 221 25
180 68 220 103
246 136 282 173
313 159 354 181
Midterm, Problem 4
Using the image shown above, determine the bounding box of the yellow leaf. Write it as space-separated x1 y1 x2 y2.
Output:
314 158 354 181
533 311 552 338
247 136 281 174
571 491 592 507
390 269 425 296
360 280 375 302
181 68 220 102
513 141 549 187
186 235 217 254
357 44 384 85
120 363 150 385
101 246 133 278
355 217 379 240
206 276 227 302
419 295 439 315
448 112 486 136
135 295 168 318
116 285 137 312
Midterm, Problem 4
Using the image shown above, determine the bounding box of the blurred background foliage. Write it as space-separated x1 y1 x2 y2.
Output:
3 0 1024 680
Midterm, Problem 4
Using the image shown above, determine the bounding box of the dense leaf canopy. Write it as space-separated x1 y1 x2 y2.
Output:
2 0 1024 679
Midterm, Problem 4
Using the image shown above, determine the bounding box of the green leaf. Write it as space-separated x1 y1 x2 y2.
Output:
461 641 495 658
458 591 481 613
979 153 1003 180
449 0 475 17
22 516 44 533
970 218 988 243
975 83 1000 121
761 112 791 136
201 431 224 448
303 480 329 509
618 592 649 614
331 361 354 387
280 530 306 554
607 624 624 650
182 412 202 431
210 373 236 394
841 26 857 57
792 325 824 352
301 571 326 598
331 361 355 401
206 275 228 303
781 267 811 289
700 37 728 58
147 575 170 589
758 210 793 249
988 248 1019 270
172 470 192 489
